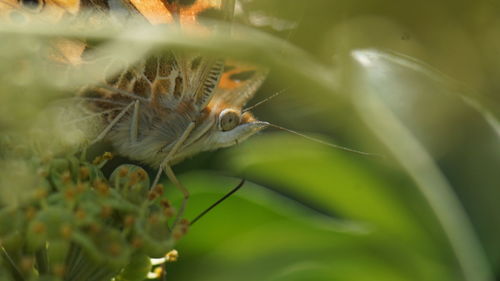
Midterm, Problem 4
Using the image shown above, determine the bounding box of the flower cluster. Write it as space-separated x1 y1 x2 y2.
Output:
0 154 187 281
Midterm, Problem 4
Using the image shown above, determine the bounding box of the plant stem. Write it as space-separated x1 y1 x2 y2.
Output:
35 247 49 275
0 246 25 281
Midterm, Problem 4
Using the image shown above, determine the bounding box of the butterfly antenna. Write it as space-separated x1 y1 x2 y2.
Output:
267 123 383 157
243 88 287 113
190 179 245 226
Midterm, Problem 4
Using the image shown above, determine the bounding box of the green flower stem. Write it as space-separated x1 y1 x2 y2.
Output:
35 247 49 275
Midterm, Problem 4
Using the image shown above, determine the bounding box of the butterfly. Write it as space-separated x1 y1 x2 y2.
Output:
0 0 270 223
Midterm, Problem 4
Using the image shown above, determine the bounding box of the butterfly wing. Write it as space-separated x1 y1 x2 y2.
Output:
1 0 240 111
150 0 266 111
209 60 267 110
159 0 236 111
75 0 235 112
128 0 234 26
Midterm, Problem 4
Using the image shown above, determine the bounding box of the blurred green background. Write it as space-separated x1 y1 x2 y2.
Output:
1 0 500 281
167 1 500 280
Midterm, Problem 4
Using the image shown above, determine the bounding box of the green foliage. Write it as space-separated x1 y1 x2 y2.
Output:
0 154 181 281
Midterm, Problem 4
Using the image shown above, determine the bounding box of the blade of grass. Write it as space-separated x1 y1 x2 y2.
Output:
355 49 500 139
0 19 341 99
351 50 494 281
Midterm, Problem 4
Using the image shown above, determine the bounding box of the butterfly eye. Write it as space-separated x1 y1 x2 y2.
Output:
218 109 240 131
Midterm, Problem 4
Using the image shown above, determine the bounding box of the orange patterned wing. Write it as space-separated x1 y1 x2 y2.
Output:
0 0 230 25
101 0 238 112
69 0 241 132
158 0 237 111
74 0 235 109
128 0 230 26
124 0 266 113
210 60 267 110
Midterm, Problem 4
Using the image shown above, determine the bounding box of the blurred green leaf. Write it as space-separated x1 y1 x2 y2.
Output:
160 167 451 281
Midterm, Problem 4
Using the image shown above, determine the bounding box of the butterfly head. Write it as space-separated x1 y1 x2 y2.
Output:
212 107 269 146
184 104 268 158
169 66 270 163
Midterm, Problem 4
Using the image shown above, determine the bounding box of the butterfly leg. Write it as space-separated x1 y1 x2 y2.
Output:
164 164 189 227
150 122 196 226
130 100 140 144
89 101 135 145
